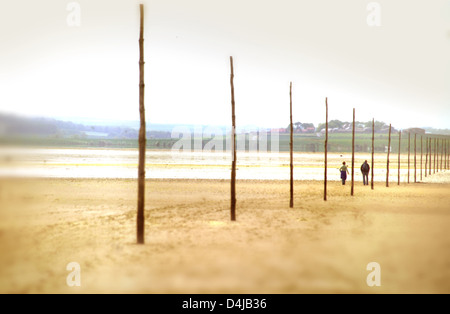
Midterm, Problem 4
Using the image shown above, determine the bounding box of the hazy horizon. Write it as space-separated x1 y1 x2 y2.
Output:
1 0 449 129
2 110 449 133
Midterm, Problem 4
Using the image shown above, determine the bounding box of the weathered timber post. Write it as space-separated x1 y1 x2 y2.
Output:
137 4 146 244
425 137 428 178
289 82 294 208
351 108 355 196
420 136 423 181
371 118 374 190
408 132 410 183
414 133 417 183
324 98 328 201
230 56 237 221
398 130 401 185
386 124 391 187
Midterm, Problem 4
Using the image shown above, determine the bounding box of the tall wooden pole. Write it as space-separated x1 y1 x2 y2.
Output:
426 138 428 176
446 139 448 170
230 56 237 221
440 139 443 171
407 132 410 183
420 135 423 181
445 139 447 170
429 138 432 176
436 139 439 173
324 98 328 201
437 138 439 172
445 139 449 170
351 108 355 196
137 4 146 244
443 138 446 170
434 138 436 174
371 118 374 190
447 139 450 170
414 133 417 183
289 82 294 208
386 124 391 187
436 138 439 172
398 131 401 185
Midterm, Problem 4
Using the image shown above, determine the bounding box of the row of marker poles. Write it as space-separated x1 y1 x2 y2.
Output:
323 101 449 201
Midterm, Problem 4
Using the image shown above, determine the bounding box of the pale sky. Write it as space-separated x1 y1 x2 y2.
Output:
0 0 449 129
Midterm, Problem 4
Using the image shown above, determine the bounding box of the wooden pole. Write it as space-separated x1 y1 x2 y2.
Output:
398 130 401 185
445 139 449 170
386 124 391 187
324 98 328 201
437 138 439 172
440 138 443 171
437 138 439 173
289 82 294 208
414 133 416 183
420 135 423 181
436 138 439 172
230 56 237 221
351 108 355 196
445 139 447 170
425 137 428 178
407 132 410 183
446 139 448 170
447 139 450 170
429 138 432 176
371 118 374 190
137 3 146 244
434 138 436 174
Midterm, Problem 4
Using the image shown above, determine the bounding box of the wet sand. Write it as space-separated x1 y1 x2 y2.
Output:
0 176 449 293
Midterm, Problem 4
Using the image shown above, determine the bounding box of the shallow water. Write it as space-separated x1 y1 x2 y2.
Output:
0 147 445 182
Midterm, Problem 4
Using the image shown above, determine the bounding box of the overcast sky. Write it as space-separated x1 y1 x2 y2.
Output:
0 0 449 129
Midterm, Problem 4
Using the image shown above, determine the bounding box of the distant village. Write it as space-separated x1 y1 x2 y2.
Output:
271 121 427 136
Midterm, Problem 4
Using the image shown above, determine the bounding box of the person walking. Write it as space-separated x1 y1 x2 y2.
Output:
360 160 370 186
340 161 350 185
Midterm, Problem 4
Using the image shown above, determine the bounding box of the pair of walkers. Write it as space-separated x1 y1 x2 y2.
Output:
339 160 370 185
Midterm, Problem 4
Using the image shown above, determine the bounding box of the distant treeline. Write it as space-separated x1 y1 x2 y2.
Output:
0 114 170 140
0 113 448 152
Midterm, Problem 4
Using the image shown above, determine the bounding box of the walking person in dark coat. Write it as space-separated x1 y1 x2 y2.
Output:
361 160 370 186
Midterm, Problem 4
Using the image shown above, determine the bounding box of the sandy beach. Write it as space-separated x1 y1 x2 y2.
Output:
0 175 449 294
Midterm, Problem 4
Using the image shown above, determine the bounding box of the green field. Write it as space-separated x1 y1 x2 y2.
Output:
0 132 447 154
